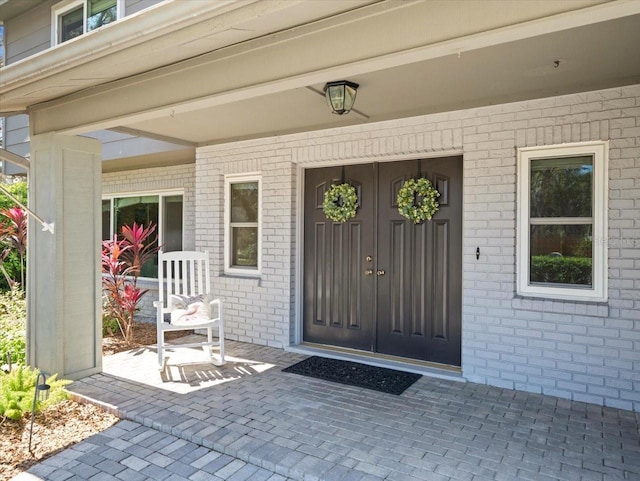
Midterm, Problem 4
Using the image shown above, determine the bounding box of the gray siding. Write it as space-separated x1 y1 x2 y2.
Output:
2 0 179 174
4 0 55 64
4 0 163 65
4 1 54 173
84 130 189 161
3 115 29 175
125 0 164 16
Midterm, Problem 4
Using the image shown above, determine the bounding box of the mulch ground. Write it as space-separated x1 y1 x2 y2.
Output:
1 322 191 481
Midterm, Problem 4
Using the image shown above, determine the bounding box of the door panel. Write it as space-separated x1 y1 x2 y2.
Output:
303 157 462 366
303 164 375 351
376 157 462 365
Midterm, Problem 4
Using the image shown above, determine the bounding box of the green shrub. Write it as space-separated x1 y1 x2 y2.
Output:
0 180 27 212
0 289 26 366
530 256 592 285
0 251 23 292
0 180 28 291
102 314 121 337
0 366 71 421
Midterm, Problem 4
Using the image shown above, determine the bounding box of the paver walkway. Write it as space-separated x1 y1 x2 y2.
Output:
16 338 640 481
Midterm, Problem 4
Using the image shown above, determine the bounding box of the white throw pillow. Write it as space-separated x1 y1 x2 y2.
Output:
170 294 212 325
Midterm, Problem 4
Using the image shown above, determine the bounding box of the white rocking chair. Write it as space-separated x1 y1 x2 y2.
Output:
153 251 225 370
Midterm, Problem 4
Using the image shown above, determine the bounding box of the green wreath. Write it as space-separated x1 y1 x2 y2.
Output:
323 183 359 223
397 177 440 224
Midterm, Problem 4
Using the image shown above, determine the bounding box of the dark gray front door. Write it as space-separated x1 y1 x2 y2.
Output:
303 163 375 352
303 157 462 365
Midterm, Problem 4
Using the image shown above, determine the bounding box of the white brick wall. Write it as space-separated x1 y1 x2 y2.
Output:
102 163 196 318
196 84 640 411
194 148 295 347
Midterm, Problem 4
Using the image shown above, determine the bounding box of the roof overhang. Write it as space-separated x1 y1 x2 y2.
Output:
0 0 42 22
1 0 639 147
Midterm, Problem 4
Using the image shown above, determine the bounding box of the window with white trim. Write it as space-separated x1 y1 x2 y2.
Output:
517 141 608 301
102 192 183 278
225 174 261 276
53 0 122 45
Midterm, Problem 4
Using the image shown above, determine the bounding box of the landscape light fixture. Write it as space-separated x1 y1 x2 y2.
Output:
324 80 359 115
28 372 51 453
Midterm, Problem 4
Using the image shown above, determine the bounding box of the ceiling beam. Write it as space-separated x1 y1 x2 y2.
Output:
110 126 197 147
0 148 30 170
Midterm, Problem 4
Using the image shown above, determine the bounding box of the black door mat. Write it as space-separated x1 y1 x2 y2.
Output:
282 356 421 395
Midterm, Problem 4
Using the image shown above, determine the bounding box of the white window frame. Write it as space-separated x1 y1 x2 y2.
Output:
224 173 262 277
102 190 185 279
52 0 124 46
517 141 608 302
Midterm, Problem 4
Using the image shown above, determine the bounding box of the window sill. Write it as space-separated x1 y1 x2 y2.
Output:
222 272 262 280
516 284 607 303
512 295 609 317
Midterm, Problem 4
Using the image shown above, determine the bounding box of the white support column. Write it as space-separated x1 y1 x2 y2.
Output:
27 133 102 380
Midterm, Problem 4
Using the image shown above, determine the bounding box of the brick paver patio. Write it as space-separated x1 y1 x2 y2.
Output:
16 338 640 481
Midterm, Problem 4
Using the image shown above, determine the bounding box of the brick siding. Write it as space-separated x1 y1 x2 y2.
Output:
191 85 639 410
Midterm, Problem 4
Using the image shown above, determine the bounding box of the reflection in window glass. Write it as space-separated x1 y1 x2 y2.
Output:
87 0 117 31
231 227 258 267
528 155 594 289
229 180 259 270
59 6 83 43
163 195 183 252
103 194 184 278
230 182 258 222
115 196 159 278
530 225 592 286
101 199 111 241
530 156 592 218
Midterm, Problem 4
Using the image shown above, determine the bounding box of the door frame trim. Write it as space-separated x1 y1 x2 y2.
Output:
293 148 464 347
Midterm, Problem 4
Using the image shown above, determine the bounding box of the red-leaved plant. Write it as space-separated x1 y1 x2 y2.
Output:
102 222 160 343
0 207 28 291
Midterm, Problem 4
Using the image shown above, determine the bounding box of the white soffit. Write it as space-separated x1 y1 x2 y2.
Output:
4 0 640 143
0 0 378 111
124 13 640 145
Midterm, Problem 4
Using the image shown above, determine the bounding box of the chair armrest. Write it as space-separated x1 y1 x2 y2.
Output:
208 298 223 318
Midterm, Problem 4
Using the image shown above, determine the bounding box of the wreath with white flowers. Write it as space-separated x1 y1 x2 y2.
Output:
397 177 440 224
323 183 359 223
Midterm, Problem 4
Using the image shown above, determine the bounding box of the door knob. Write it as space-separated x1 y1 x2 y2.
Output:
364 269 374 276
376 270 385 276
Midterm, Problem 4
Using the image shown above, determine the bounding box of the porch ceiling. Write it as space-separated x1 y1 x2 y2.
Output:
2 0 639 148
123 13 640 145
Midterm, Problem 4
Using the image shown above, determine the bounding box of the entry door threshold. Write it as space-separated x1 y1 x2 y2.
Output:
286 343 464 383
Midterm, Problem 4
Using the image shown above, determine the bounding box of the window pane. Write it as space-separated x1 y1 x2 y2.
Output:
231 227 258 267
115 196 159 277
101 199 111 241
87 0 117 31
163 195 183 252
530 224 592 286
60 6 83 43
231 182 258 222
530 156 592 218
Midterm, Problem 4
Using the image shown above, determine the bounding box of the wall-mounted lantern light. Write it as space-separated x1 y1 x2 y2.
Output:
323 80 359 115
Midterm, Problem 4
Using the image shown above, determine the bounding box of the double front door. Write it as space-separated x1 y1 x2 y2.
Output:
303 157 462 365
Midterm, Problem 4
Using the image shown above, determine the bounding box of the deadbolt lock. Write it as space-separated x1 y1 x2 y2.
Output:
366 255 373 262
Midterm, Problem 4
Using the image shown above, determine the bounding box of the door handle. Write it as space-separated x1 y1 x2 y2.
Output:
364 269 374 276
376 270 385 276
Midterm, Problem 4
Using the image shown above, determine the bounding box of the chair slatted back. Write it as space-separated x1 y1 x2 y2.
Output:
157 251 210 309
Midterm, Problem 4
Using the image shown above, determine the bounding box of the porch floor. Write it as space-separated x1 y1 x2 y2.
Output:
18 336 640 481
